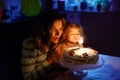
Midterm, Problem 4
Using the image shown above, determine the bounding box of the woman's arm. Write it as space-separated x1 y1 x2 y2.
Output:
21 36 51 80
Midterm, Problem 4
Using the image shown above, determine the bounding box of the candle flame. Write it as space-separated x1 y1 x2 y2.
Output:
78 37 83 44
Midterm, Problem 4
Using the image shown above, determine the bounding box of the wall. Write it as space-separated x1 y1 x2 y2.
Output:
80 11 120 56
0 20 36 80
60 11 120 57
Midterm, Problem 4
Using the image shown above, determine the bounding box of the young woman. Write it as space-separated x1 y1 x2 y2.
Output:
21 11 66 80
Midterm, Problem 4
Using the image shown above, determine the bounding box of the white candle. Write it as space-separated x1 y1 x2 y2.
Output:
78 37 83 45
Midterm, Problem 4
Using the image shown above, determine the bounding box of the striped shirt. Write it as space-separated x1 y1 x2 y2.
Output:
21 36 51 80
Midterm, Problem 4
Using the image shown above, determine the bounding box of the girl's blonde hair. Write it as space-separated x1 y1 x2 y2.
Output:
60 22 84 43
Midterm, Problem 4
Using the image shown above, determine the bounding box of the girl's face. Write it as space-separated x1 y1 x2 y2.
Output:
67 27 81 43
49 20 63 44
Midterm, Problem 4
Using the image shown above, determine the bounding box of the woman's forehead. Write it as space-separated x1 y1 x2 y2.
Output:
51 20 63 28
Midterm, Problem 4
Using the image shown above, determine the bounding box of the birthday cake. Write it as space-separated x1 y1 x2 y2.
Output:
63 47 99 65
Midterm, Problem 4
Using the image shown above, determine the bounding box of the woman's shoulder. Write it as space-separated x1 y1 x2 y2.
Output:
22 35 35 50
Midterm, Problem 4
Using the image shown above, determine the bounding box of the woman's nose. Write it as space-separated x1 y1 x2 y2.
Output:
55 29 62 35
55 30 60 35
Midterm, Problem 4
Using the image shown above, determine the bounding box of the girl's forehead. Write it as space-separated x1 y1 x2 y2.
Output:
68 27 80 32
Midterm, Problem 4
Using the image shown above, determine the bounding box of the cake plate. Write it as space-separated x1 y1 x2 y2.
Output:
58 56 105 78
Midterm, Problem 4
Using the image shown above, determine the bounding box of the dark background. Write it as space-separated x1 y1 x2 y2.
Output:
0 0 120 80
0 11 120 80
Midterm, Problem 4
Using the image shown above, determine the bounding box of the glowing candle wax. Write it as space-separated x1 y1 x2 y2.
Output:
78 37 83 44
78 37 84 48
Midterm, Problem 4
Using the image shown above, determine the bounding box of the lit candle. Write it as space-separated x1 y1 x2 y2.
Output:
78 37 84 48
78 37 83 44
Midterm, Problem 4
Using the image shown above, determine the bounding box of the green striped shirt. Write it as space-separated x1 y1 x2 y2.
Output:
22 36 51 80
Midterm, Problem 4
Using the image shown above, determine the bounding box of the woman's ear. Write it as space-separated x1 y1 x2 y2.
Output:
42 30 45 35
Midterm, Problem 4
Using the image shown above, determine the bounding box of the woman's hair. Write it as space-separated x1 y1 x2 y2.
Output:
34 10 66 49
60 22 83 43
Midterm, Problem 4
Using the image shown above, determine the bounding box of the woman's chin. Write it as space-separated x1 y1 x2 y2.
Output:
52 40 59 44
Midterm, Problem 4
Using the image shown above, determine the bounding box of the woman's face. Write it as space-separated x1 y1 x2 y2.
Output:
67 27 81 43
49 20 63 44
